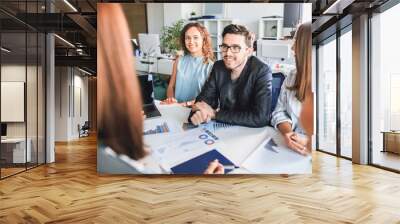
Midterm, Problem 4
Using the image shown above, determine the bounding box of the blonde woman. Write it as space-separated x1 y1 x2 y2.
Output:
271 22 312 155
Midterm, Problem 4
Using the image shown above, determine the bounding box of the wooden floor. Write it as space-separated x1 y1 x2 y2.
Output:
1 167 26 178
1 135 400 223
373 150 400 171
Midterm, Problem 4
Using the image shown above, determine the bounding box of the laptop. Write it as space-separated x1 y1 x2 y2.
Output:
138 74 161 119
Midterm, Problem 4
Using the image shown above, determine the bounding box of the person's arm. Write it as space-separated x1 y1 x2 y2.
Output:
278 121 309 155
195 65 219 109
214 66 272 127
270 77 293 129
166 57 179 99
188 65 219 123
180 100 195 107
271 74 309 155
300 90 314 136
300 90 314 153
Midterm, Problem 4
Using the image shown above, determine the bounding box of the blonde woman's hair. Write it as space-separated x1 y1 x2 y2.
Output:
287 22 312 102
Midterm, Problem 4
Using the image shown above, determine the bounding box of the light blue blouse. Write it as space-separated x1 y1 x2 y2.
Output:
271 69 305 134
174 54 213 103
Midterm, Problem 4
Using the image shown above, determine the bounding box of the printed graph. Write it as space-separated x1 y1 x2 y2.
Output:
144 122 170 135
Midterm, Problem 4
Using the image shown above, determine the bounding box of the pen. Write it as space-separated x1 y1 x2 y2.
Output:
223 165 240 170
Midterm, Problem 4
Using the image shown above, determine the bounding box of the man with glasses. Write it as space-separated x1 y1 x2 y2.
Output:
189 24 272 127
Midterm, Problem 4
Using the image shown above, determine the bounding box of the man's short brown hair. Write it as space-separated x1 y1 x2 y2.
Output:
222 24 254 48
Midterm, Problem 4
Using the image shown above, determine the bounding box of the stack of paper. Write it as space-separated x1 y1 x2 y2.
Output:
240 138 312 174
148 128 227 168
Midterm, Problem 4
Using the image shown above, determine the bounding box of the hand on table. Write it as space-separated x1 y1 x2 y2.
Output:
283 132 310 156
190 102 215 125
291 133 308 147
204 159 225 174
161 97 178 105
179 100 194 108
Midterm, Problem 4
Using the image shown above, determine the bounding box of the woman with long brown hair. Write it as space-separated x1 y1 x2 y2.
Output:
163 22 214 106
97 4 222 174
271 22 312 156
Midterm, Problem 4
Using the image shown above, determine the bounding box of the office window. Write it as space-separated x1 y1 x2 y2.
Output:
0 1 46 179
339 28 352 158
1 32 28 178
370 3 400 171
317 37 337 155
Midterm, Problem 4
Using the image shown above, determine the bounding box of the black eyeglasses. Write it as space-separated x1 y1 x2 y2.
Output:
219 44 242 53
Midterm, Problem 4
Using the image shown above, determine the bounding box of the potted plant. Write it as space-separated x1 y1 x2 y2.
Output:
160 19 185 56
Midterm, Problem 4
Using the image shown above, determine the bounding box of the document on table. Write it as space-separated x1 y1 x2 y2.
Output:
240 138 312 174
149 128 226 168
143 117 182 135
182 120 240 134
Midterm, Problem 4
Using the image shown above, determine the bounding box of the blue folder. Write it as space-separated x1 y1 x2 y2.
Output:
171 149 236 174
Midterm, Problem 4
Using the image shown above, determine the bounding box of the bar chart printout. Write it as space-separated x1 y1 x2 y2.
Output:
144 122 170 135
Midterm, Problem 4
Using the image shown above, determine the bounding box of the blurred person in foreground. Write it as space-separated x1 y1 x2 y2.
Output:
97 4 222 174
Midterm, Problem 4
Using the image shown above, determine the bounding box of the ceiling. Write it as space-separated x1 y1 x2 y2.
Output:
0 0 393 75
0 0 97 74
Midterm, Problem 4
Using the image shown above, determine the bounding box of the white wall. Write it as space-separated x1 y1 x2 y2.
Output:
1 65 25 81
148 3 284 38
302 3 312 23
147 3 164 34
1 65 26 139
162 3 203 27
72 73 89 138
1 65 36 138
225 3 284 37
55 67 70 141
146 3 203 37
181 3 202 20
163 3 182 27
55 67 89 141
1 64 46 164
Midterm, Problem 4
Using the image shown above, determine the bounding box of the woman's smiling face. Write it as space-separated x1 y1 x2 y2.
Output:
185 27 204 56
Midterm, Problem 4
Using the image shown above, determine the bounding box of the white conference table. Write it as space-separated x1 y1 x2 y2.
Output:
144 102 312 174
1 138 32 163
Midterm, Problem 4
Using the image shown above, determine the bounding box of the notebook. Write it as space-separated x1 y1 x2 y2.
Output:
171 149 236 174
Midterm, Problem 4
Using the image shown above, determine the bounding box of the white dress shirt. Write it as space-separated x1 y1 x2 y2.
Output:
271 69 305 134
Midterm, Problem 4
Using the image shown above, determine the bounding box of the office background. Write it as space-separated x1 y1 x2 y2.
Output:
1 1 400 178
125 3 310 99
0 0 97 179
313 2 400 171
0 1 400 222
